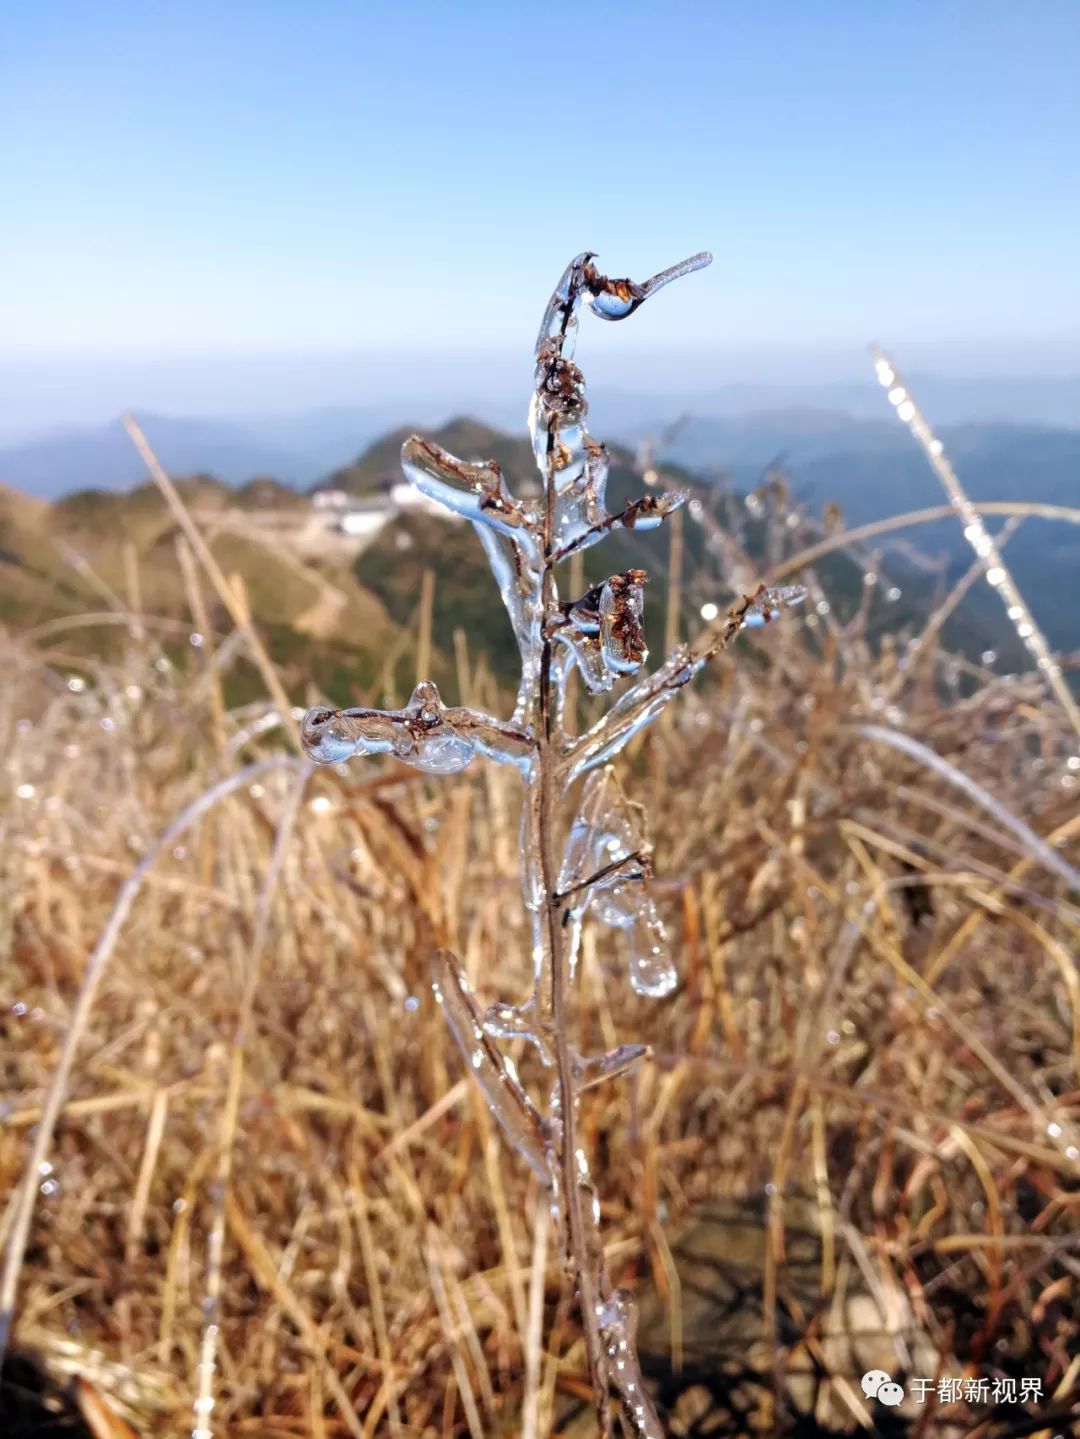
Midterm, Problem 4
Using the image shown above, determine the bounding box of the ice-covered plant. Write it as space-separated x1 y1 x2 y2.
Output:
301 251 804 1436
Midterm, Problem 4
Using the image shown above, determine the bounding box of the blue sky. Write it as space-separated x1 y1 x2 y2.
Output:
3 1 1079 426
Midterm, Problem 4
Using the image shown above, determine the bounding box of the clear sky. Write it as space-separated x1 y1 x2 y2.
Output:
2 1 1079 428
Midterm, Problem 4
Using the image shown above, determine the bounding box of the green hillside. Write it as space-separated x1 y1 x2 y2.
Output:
352 421 1028 683
0 419 1062 714
0 471 400 707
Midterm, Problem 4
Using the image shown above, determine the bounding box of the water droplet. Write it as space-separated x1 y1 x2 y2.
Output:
627 906 677 998
413 730 475 774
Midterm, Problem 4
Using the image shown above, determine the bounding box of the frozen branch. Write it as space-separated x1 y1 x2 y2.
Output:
301 680 532 773
563 584 806 783
300 246 804 1436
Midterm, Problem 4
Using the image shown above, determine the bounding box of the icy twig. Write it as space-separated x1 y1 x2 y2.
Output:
299 248 801 1434
430 949 548 1180
302 681 533 773
565 585 806 783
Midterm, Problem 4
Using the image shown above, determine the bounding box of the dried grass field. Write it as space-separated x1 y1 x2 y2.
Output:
2 466 1079 1438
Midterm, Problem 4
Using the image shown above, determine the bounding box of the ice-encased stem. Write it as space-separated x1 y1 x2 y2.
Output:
297 250 811 1436
532 273 615 1432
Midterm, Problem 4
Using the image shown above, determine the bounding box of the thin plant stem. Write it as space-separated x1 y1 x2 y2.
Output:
536 301 612 1432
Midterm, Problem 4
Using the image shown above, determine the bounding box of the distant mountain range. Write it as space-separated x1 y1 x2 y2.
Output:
661 372 1080 428
0 411 382 498
655 411 1080 521
1 370 1076 499
2 414 1077 699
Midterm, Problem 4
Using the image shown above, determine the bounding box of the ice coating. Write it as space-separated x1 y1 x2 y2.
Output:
400 437 544 726
597 1290 665 1439
558 768 674 997
298 247 806 1434
563 583 809 783
556 569 650 694
599 572 648 676
744 583 809 627
576 1043 650 1091
585 251 713 324
400 437 540 543
430 949 548 1180
301 682 532 774
627 906 677 998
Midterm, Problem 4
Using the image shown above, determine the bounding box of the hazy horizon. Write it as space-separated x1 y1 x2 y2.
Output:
3 339 1079 443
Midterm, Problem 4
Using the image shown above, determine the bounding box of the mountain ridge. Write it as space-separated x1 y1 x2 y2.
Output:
3 372 1076 499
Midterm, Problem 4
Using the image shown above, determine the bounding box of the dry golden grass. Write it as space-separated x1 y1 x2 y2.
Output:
2 486 1079 1438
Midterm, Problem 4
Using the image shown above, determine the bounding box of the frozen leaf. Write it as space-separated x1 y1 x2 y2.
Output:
534 250 592 358
557 769 672 998
621 488 688 533
400 437 544 725
301 681 531 773
599 571 648 676
550 488 689 563
585 251 713 323
401 436 541 543
555 570 649 692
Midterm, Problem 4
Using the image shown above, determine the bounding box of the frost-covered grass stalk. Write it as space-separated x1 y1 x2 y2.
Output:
301 252 804 1435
